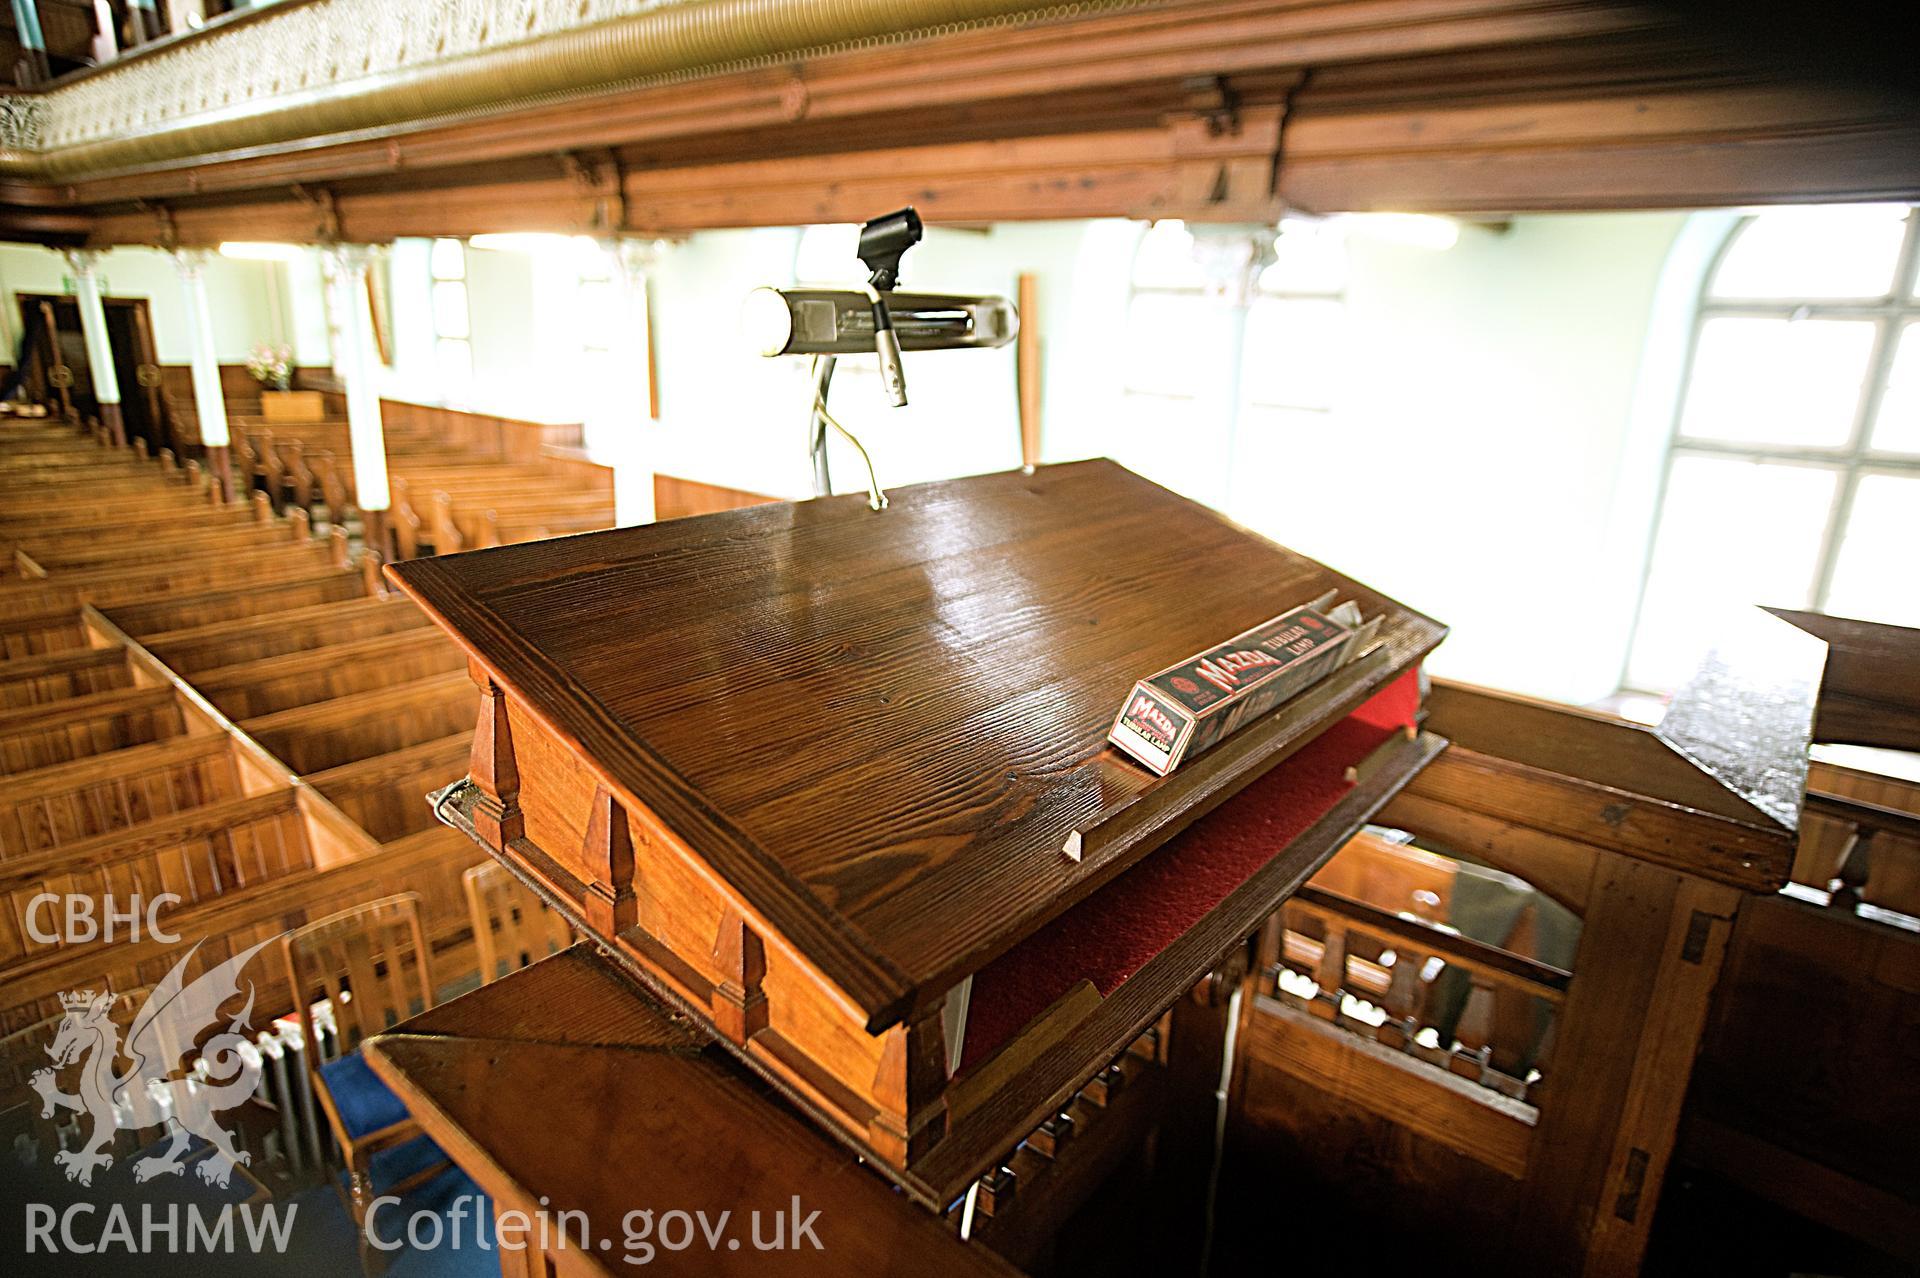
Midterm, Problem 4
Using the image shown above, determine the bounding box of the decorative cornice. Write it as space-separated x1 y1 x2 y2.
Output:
0 95 44 152
0 0 1155 181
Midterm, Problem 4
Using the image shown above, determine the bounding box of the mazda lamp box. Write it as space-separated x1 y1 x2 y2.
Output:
1108 595 1379 776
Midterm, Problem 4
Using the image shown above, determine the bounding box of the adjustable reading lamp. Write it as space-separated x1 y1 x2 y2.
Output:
744 207 1019 510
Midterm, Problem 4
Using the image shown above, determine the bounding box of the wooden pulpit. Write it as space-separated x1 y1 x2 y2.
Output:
384 459 1446 1211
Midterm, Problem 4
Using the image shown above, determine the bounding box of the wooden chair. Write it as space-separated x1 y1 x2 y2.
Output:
464 859 575 983
281 893 445 1224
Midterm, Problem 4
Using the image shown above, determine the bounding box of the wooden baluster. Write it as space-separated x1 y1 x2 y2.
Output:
478 509 502 549
251 490 273 523
157 448 176 471
1311 920 1348 1020
288 507 311 542
329 525 351 569
132 437 148 461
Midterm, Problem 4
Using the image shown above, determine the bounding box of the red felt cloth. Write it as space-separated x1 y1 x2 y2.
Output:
956 668 1423 1074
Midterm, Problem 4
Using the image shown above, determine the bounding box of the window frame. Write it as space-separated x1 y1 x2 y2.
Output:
1121 219 1349 413
1624 206 1920 690
428 237 474 392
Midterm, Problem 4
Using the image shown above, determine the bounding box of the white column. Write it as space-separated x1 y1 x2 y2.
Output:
604 239 660 526
173 252 230 449
64 250 124 442
89 0 118 63
169 0 206 34
322 246 391 518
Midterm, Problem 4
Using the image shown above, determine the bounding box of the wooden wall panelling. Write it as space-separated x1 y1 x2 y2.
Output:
1683 892 1920 1263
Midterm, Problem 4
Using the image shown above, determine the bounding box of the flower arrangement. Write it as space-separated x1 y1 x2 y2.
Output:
245 343 295 392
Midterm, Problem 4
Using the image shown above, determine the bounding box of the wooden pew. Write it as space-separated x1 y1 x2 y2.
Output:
14 523 296 573
0 787 317 969
0 820 483 1040
189 627 466 720
0 733 246 859
101 571 368 638
139 595 431 675
239 670 478 775
0 685 186 776
0 646 134 708
304 733 472 843
0 607 94 660
0 488 216 528
0 505 257 551
0 543 337 615
472 504 619 550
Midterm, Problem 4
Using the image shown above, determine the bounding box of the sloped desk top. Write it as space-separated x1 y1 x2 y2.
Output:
388 460 1445 1031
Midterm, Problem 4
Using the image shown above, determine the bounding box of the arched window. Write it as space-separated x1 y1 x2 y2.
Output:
1119 218 1348 513
1625 205 1920 691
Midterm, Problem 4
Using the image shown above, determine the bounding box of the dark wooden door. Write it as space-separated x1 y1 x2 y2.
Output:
103 297 163 453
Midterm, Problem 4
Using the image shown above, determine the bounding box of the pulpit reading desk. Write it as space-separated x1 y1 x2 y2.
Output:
386 459 1447 1207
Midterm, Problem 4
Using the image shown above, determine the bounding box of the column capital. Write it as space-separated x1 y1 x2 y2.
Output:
1185 222 1279 308
62 248 106 276
612 236 670 282
171 247 215 280
321 243 386 280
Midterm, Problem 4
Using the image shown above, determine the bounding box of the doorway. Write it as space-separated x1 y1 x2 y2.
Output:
14 293 166 450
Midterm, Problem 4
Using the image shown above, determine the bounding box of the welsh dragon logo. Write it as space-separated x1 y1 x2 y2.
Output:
29 936 277 1189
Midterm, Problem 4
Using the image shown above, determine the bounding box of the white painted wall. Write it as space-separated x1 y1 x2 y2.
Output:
1232 213 1689 702
429 213 1698 702
0 243 287 364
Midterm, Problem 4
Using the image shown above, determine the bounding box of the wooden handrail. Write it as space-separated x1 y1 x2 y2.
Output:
1289 884 1571 1004
1805 789 1920 843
